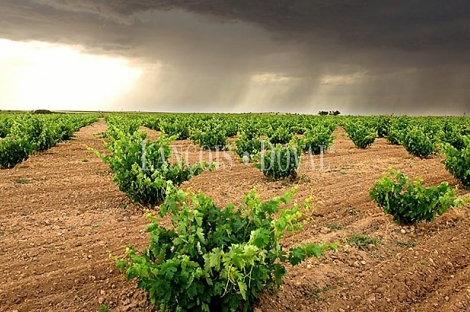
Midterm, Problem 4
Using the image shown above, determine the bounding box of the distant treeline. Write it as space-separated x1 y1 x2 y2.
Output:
318 110 341 116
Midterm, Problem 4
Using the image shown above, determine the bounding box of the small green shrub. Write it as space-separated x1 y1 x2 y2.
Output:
0 117 13 138
343 122 377 149
0 137 32 168
99 126 210 206
97 304 109 312
223 121 238 137
36 125 58 152
346 235 380 250
385 117 410 145
191 125 228 150
9 115 43 144
267 127 293 145
401 126 437 158
325 222 342 231
105 119 140 140
440 122 465 151
375 116 392 138
143 117 162 131
116 185 337 312
239 123 261 140
370 170 464 225
254 144 300 180
57 121 75 141
161 121 190 140
296 126 335 154
385 125 403 145
15 178 30 184
234 133 263 161
441 136 470 188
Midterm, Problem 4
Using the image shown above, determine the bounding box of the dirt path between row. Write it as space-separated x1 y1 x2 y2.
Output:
0 119 150 311
1 120 469 312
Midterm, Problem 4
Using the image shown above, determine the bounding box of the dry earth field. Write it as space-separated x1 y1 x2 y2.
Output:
1 119 469 312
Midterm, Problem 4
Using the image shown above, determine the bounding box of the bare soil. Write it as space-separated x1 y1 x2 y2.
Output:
1 119 469 312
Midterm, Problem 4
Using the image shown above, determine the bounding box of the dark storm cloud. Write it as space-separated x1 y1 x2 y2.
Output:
1 0 469 114
30 0 470 56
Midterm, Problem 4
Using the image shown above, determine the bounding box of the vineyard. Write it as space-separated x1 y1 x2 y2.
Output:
0 113 98 168
1 112 470 312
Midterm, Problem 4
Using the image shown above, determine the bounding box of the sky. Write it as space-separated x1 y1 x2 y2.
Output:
0 0 469 115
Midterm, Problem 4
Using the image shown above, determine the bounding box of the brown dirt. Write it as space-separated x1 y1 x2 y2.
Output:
0 120 469 312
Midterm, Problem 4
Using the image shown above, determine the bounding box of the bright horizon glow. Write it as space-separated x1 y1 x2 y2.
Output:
0 39 142 111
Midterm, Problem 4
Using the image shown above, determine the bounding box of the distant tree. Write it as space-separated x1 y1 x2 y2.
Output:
332 110 341 116
33 109 53 114
318 111 329 116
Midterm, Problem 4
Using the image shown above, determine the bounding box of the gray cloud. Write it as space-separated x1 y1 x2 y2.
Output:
0 0 469 114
